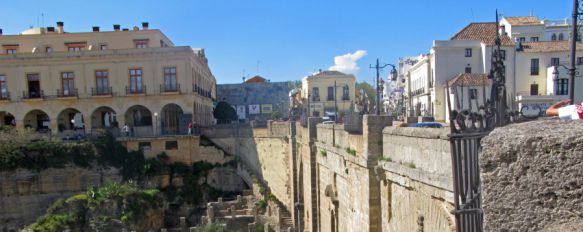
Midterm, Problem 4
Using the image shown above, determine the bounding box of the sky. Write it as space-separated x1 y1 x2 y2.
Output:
0 0 573 84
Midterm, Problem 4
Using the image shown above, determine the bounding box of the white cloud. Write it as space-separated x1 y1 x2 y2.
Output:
329 50 368 74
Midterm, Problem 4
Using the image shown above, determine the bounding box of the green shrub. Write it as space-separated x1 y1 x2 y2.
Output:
256 199 267 209
320 150 327 157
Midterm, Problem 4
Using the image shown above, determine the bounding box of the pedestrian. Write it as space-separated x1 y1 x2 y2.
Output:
188 121 193 135
123 124 130 137
546 99 582 121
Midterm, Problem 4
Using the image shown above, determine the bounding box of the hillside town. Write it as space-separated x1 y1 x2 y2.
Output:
0 1 582 232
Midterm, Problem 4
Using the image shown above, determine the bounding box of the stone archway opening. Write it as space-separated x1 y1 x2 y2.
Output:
57 108 84 132
23 110 50 132
0 111 15 126
125 105 153 137
161 103 184 135
91 106 117 128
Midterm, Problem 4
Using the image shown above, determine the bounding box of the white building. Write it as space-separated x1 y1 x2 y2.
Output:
382 56 418 116
404 15 583 122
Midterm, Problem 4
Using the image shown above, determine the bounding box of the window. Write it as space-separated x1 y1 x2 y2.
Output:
129 68 143 93
465 48 472 57
61 72 75 96
68 47 83 52
551 34 557 41
99 44 108 50
134 40 149 48
530 58 539 75
327 86 334 101
465 67 472 73
577 57 583 65
165 141 178 150
312 111 320 117
312 87 320 101
557 79 569 95
45 46 52 53
342 85 349 100
138 142 151 152
530 37 539 42
469 88 478 100
518 37 526 42
95 70 109 95
163 67 177 91
6 49 16 54
530 83 539 96
551 58 560 66
27 73 41 98
577 33 582 42
0 75 7 99
500 50 506 60
558 33 564 41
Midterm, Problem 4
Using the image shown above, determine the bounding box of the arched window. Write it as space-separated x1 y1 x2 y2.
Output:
551 33 557 41
312 87 320 101
342 85 350 100
559 33 564 41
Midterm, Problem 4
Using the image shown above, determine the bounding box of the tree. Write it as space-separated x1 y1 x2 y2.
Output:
356 81 376 105
213 102 237 124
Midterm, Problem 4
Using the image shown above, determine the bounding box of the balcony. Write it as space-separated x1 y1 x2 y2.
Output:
126 85 146 95
57 89 78 98
91 87 113 96
342 95 350 101
0 92 10 101
22 90 44 100
160 83 181 93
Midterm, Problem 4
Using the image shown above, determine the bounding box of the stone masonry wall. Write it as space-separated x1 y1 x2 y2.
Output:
379 126 454 232
0 167 121 231
481 119 583 231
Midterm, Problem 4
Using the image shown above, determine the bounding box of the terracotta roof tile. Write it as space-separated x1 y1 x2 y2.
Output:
245 75 267 83
503 16 542 26
520 41 583 53
448 73 491 87
450 22 514 46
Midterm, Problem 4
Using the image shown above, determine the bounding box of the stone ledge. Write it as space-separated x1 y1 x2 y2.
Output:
383 126 449 140
379 160 453 192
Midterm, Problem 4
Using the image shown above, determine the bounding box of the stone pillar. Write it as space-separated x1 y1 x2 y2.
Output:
180 217 187 232
230 205 236 218
248 222 257 232
207 205 215 222
218 197 223 203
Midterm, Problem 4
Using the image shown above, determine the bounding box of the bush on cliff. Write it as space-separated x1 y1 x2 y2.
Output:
29 182 162 232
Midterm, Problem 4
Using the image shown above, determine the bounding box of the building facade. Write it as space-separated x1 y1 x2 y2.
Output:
0 22 216 137
301 70 355 118
217 75 289 122
404 15 583 121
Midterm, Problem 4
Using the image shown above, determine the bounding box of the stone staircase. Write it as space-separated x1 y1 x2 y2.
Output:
280 210 294 231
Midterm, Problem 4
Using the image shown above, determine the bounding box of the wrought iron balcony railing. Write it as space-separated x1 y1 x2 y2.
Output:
161 83 180 93
126 85 146 95
22 90 44 99
91 87 113 96
57 89 78 98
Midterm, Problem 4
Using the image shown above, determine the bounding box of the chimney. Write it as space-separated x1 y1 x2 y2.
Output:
47 27 55 32
133 26 139 31
113 24 120 31
142 22 149 30
56 21 64 33
92 26 100 32
122 28 129 31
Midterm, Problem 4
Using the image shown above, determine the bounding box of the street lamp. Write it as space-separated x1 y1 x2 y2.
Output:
369 59 397 115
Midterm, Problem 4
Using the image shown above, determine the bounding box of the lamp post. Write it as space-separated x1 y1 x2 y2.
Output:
569 0 583 103
154 112 158 136
370 59 397 115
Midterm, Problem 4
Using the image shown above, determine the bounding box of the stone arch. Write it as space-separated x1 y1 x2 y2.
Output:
57 108 84 131
91 106 117 128
161 103 184 135
0 111 15 126
23 109 50 131
124 105 152 127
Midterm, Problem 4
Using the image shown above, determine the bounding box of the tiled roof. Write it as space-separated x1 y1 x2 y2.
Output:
503 16 542 26
448 73 491 87
450 22 514 46
520 41 583 53
312 70 347 77
245 75 267 83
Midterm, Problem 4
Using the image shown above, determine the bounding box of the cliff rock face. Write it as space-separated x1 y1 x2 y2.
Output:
481 119 583 231
0 167 120 231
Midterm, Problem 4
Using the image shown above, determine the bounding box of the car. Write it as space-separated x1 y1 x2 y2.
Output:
322 121 335 124
410 122 443 128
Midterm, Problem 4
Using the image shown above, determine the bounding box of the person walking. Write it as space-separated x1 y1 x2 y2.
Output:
187 121 193 135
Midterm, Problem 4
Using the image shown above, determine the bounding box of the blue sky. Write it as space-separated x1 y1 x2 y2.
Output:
0 0 572 84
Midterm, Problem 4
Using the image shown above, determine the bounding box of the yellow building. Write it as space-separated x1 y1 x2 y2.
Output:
0 22 216 137
301 70 355 118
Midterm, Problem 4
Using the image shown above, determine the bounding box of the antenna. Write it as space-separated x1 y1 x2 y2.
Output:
42 13 45 27
470 8 475 22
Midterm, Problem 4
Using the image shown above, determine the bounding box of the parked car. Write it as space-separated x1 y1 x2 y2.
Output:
410 122 443 128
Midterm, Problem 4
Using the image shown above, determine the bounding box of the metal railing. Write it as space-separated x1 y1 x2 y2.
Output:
126 85 146 95
91 87 113 96
0 92 10 100
57 88 78 98
22 90 44 99
160 83 180 93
